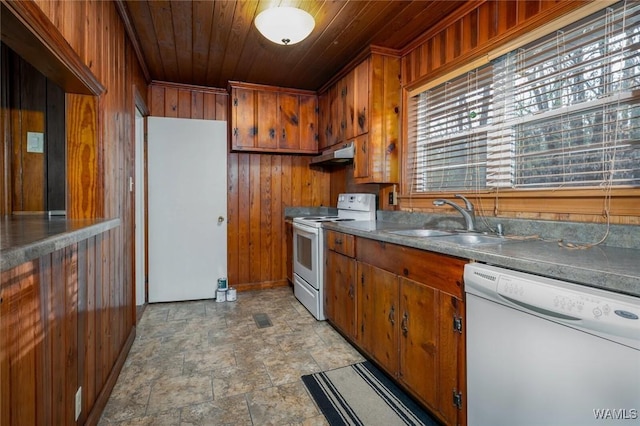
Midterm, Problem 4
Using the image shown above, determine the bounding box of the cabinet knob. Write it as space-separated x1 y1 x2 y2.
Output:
388 305 395 325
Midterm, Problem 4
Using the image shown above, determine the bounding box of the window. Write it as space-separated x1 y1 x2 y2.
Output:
408 1 640 193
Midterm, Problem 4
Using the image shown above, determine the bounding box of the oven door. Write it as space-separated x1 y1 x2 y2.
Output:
292 222 320 289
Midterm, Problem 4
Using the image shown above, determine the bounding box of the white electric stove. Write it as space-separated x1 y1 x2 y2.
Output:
292 193 376 320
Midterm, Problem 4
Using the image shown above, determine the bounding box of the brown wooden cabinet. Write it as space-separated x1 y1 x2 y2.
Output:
325 234 467 426
324 230 357 339
317 49 399 183
357 261 399 375
229 81 318 154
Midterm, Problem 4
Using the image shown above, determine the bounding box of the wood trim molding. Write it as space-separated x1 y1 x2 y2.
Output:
227 80 317 96
151 80 228 95
0 0 105 96
134 85 149 117
114 0 151 83
397 189 640 223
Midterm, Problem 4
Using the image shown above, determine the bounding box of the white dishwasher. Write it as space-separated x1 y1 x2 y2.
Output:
464 263 640 426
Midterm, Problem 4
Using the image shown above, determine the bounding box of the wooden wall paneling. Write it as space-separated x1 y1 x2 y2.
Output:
46 80 66 211
93 231 104 404
237 153 251 286
215 93 227 121
66 94 101 219
64 244 79 426
227 153 239 287
19 57 46 212
271 155 283 282
498 1 518 34
178 89 191 118
280 155 292 279
260 155 272 282
150 84 165 116
164 86 179 117
36 254 52 426
249 154 262 284
191 91 204 119
49 248 66 424
461 9 479 54
74 240 88 424
82 236 96 424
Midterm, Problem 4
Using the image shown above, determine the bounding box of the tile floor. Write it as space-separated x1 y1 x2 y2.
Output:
99 287 365 425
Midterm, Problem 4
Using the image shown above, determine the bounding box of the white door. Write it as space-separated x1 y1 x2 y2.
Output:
134 108 145 306
147 117 227 303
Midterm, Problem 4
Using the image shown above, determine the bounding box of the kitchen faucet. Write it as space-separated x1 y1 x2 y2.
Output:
433 194 476 231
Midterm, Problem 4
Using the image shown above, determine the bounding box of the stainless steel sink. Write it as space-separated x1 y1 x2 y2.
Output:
386 229 455 237
435 233 508 245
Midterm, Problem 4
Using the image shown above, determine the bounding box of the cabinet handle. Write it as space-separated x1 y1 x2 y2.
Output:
401 312 408 337
269 128 275 139
361 141 367 153
335 238 342 245
282 129 286 140
348 284 354 299
388 305 395 326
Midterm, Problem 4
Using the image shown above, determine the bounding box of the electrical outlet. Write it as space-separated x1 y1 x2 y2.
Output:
75 387 82 421
388 189 398 206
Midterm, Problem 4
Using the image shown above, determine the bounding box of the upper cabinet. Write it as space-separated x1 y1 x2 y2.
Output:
229 82 318 154
318 49 400 183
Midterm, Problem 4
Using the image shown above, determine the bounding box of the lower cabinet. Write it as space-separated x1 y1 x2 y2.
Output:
358 262 398 374
325 249 357 339
326 232 467 426
324 231 357 340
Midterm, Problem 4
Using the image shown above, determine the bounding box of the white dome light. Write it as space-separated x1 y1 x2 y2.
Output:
254 7 315 46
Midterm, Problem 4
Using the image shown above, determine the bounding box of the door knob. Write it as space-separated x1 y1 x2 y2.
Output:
218 216 225 223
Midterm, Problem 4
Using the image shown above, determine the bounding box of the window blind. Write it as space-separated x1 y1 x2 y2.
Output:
407 0 640 193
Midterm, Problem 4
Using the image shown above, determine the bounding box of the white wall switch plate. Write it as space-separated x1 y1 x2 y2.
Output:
26 132 45 153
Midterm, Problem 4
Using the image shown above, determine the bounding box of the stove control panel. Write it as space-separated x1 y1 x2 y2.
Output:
337 193 376 212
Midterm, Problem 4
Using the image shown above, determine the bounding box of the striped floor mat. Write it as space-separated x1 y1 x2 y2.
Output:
302 361 440 426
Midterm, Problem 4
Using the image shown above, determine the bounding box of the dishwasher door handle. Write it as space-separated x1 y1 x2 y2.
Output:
499 294 581 321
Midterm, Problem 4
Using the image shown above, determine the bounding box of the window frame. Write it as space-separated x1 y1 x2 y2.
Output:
400 0 640 221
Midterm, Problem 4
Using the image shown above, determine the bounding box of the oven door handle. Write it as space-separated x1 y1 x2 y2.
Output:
293 223 320 237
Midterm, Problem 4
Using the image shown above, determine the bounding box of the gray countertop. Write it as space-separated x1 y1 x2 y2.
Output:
322 220 640 298
1 216 120 271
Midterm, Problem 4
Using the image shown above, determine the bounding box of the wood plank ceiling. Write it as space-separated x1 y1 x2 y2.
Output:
121 0 465 91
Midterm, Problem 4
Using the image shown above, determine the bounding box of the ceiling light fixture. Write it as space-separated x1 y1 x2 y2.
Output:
254 7 315 46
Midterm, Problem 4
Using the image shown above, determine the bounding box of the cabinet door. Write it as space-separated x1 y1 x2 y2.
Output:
278 93 300 150
354 59 369 136
343 69 356 140
358 261 398 376
298 94 318 152
318 91 331 150
257 90 278 150
437 293 465 426
231 87 257 150
325 250 357 339
398 277 438 409
329 84 341 146
353 134 369 179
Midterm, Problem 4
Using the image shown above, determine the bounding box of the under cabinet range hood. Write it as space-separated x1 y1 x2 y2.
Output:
310 141 354 166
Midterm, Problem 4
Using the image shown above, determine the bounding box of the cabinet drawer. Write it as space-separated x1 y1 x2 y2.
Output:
357 237 465 298
326 231 355 257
